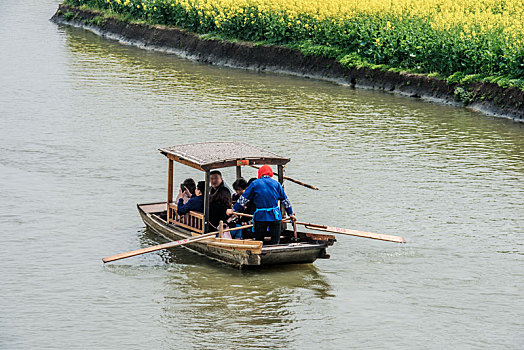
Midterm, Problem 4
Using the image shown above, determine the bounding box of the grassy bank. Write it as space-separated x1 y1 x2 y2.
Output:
65 0 523 91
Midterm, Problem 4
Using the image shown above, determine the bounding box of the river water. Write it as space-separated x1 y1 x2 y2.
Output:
1 1 523 349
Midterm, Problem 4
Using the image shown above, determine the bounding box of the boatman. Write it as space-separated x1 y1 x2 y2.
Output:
227 165 296 245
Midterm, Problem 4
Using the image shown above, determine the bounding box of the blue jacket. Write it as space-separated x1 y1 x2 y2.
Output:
177 195 204 215
233 176 293 222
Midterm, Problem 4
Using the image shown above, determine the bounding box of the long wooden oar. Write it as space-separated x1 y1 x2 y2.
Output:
102 224 253 263
249 165 319 190
230 212 405 243
298 222 406 243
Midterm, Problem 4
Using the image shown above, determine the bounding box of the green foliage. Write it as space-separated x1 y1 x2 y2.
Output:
85 15 106 26
339 52 372 69
447 72 466 85
63 11 76 21
199 33 225 41
460 74 484 84
292 41 344 60
427 72 445 80
454 86 474 104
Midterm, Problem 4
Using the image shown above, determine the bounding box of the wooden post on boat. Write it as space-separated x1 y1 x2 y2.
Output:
203 170 211 233
277 164 287 231
218 220 224 238
236 165 242 179
167 159 174 223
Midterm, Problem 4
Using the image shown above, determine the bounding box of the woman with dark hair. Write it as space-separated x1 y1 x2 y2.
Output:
232 177 248 205
175 178 196 205
183 178 196 197
209 186 233 233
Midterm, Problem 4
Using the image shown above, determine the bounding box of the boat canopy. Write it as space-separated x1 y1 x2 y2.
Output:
159 141 290 171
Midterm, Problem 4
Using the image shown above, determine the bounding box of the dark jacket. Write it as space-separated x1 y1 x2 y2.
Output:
209 201 229 230
232 192 241 205
177 195 204 215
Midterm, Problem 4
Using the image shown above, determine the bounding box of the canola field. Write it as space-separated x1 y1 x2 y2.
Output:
66 0 524 83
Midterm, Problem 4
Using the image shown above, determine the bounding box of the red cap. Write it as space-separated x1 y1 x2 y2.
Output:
258 165 274 179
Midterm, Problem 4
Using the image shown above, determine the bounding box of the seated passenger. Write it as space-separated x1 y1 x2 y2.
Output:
177 181 205 215
231 178 248 205
209 187 233 232
175 178 196 205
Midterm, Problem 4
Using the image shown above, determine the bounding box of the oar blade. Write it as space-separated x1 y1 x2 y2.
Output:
339 228 406 243
305 224 406 243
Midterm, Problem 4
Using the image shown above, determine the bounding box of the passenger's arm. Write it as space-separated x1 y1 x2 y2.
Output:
232 184 254 212
177 197 193 215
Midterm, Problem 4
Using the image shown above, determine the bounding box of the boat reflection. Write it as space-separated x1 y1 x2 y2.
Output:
138 227 334 348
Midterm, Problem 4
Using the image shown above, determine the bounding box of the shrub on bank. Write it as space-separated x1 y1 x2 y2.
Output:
65 0 524 87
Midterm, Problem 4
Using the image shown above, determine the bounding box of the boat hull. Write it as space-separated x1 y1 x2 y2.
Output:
137 202 333 268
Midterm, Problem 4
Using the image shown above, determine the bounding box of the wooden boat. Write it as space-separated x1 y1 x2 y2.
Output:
137 141 336 268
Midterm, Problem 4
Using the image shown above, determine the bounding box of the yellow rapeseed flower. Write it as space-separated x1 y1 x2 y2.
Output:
94 0 524 60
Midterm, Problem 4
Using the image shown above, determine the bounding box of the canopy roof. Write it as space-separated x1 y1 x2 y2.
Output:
159 141 290 171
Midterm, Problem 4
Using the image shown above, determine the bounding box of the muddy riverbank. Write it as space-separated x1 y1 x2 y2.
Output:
51 4 523 122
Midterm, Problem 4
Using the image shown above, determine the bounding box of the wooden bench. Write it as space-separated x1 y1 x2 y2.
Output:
167 202 204 234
